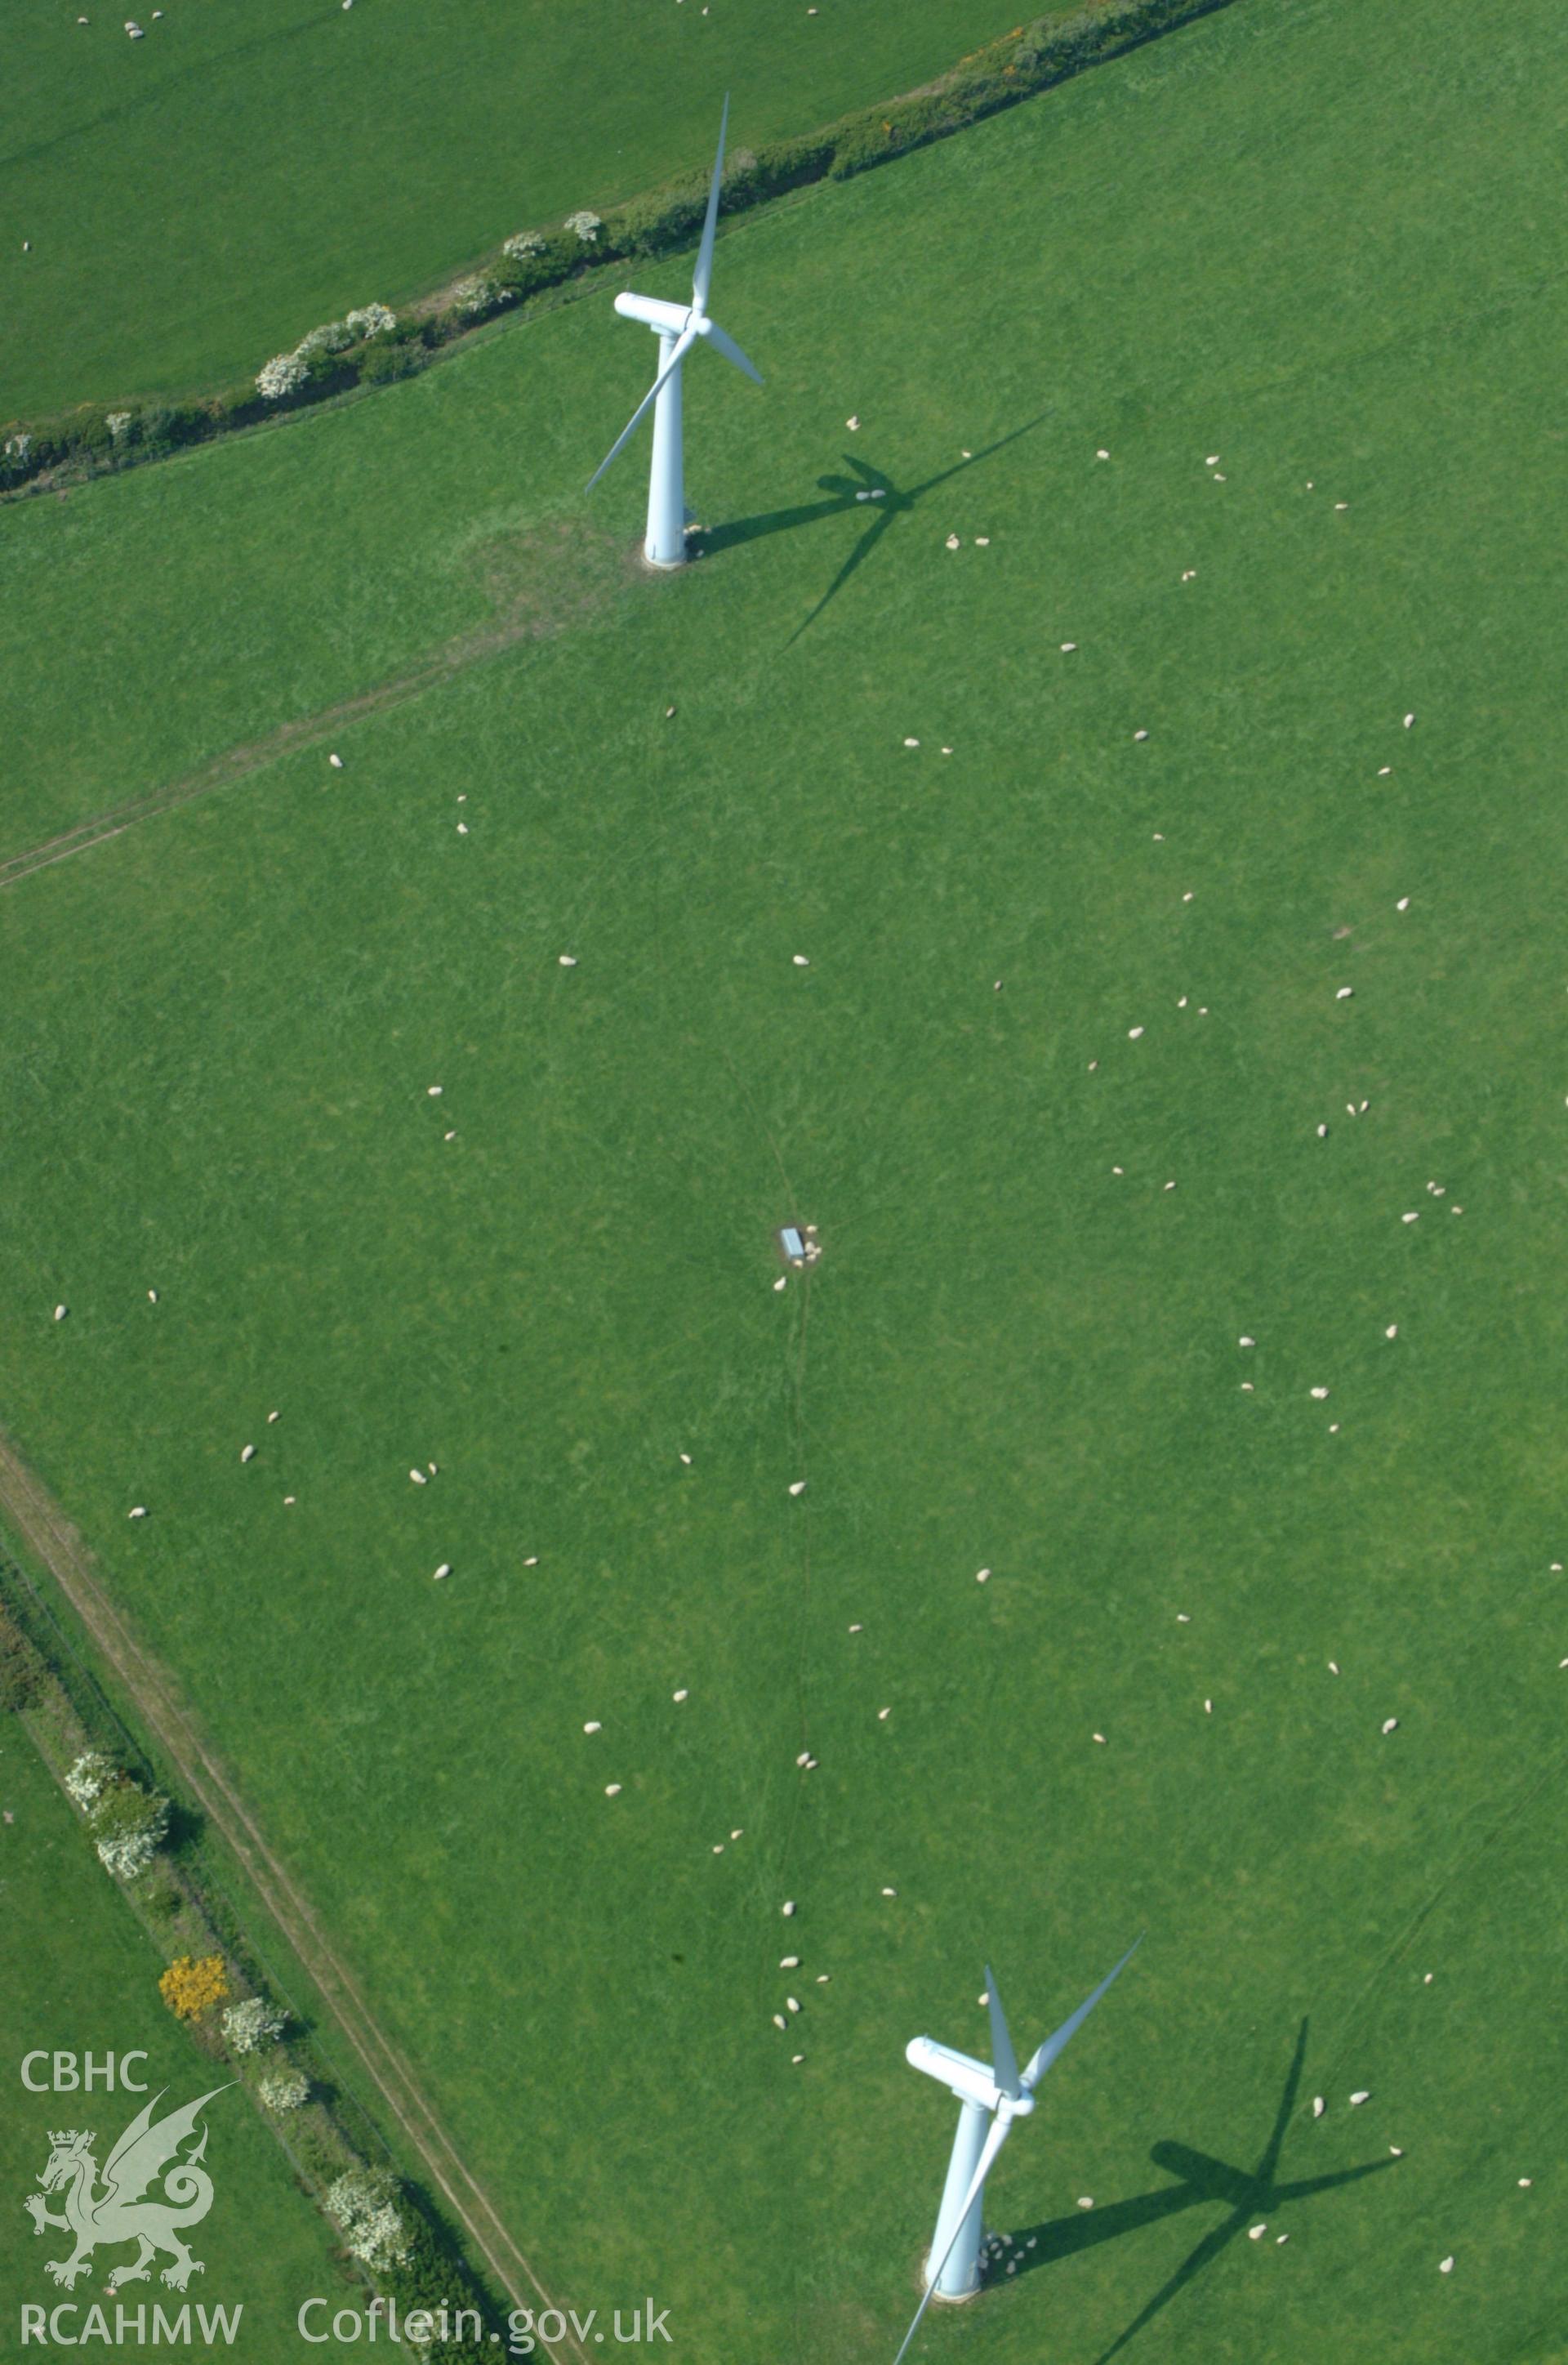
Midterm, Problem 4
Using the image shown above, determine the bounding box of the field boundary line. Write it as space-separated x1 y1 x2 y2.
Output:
2 0 1241 466
0 1426 593 2365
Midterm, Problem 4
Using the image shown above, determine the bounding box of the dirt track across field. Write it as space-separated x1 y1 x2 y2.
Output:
0 1428 590 2365
0 519 636 895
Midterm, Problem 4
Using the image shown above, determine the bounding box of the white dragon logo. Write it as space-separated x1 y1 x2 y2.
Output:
24 2086 229 2292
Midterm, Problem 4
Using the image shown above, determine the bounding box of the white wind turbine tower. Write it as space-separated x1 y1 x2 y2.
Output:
893 1939 1143 2365
587 95 762 568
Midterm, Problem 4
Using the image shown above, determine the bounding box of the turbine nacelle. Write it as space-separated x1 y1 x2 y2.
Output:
613 292 693 337
905 2037 1035 2118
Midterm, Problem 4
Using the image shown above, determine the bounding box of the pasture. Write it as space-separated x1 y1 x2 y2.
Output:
2 0 1567 2358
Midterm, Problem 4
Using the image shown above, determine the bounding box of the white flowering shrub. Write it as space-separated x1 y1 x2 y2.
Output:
449 274 514 320
564 210 603 243
296 319 354 357
257 2065 310 2113
88 1783 171 1880
65 1751 116 1809
106 412 133 440
222 1996 287 2054
3 432 31 462
253 304 395 404
325 2169 413 2269
502 231 546 260
256 352 308 400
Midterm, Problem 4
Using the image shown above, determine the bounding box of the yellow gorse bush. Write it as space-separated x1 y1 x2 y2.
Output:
159 1953 229 2019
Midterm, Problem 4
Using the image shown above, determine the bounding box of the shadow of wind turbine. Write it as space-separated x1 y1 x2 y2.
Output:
991 2020 1400 2365
692 407 1054 644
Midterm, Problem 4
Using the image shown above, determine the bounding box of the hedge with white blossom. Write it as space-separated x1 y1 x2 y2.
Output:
326 2169 414 2270
257 2065 310 2113
223 1995 288 2054
256 303 398 399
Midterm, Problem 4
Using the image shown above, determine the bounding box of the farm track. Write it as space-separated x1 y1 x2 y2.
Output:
0 1428 592 2365
0 520 634 894
0 657 454 891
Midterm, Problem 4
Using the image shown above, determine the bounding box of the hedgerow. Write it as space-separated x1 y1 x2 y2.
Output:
1 1549 507 2361
0 1604 42 1710
0 0 1234 497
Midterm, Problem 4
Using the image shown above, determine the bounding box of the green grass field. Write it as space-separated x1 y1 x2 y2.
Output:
0 1733 369 2358
3 0 1568 2357
0 0 1025 418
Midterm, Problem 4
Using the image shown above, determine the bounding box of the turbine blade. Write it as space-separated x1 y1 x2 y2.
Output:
693 92 729 315
892 2111 1013 2365
1021 1936 1143 2095
586 327 697 491
701 319 763 385
985 1966 1022 2101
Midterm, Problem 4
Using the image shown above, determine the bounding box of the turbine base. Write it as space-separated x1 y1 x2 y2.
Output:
920 2255 982 2306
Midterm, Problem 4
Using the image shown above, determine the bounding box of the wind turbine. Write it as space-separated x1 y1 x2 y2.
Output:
893 1939 1142 2365
586 95 762 569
